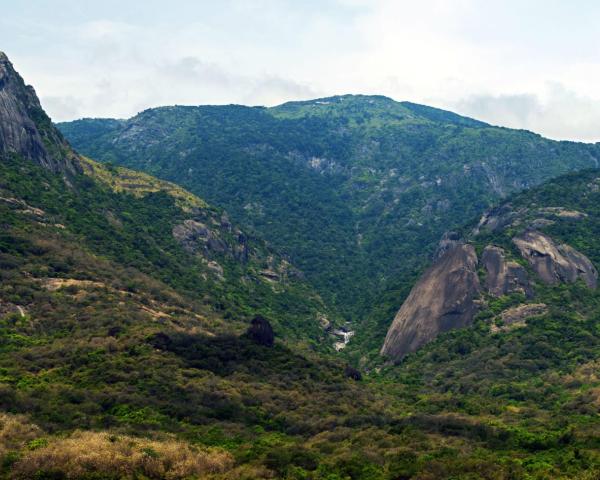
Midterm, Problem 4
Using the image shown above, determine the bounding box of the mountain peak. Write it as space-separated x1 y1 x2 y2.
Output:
0 52 80 173
269 94 488 128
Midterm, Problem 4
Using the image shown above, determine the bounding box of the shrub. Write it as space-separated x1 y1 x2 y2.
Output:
9 430 234 479
0 412 43 457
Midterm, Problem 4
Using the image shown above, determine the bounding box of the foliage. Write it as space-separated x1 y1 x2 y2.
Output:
0 99 600 477
58 95 600 353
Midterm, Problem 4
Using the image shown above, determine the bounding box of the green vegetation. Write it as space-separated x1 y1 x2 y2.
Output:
0 77 598 478
58 96 600 355
0 154 334 347
2 151 600 477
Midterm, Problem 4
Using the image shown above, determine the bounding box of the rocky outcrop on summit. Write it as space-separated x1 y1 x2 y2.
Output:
381 244 481 360
513 230 597 288
0 52 79 173
481 246 532 297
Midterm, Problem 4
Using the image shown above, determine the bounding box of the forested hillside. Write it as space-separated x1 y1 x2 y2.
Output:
1 50 600 478
59 96 600 351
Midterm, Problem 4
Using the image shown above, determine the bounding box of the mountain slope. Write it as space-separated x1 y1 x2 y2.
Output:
372 170 600 477
2 52 600 479
58 96 600 351
382 168 600 361
0 52 79 174
4 157 600 478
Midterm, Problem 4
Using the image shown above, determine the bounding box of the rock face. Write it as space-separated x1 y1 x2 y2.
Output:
513 230 597 288
434 231 462 260
172 217 248 262
173 219 226 254
246 315 275 347
381 244 481 361
473 204 519 235
492 303 548 333
481 246 532 297
0 52 79 173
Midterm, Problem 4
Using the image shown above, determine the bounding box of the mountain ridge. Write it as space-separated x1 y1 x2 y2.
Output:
58 95 600 357
2 50 600 479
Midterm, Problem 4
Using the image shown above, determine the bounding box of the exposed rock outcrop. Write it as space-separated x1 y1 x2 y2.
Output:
344 365 362 381
172 216 252 265
538 207 587 219
481 246 532 297
513 230 597 288
0 52 80 173
172 219 228 255
246 315 274 347
381 244 481 360
491 303 548 333
472 204 519 235
434 231 462 260
0 301 26 318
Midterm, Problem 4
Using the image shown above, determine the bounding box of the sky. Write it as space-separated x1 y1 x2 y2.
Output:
2 0 600 142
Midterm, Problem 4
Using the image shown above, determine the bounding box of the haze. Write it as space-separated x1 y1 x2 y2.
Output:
2 0 600 141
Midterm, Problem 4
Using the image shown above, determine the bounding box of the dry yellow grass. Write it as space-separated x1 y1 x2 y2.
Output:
0 413 42 457
10 430 234 480
80 156 207 211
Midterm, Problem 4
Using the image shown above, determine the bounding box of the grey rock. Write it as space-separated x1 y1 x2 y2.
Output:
530 218 555 229
172 219 211 253
492 303 548 332
235 233 249 262
481 246 532 297
537 207 587 219
207 237 228 253
473 204 517 235
513 230 597 288
381 244 481 361
0 52 80 174
434 231 461 260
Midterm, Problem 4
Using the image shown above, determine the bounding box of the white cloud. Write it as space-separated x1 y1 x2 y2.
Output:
2 0 600 141
455 84 600 142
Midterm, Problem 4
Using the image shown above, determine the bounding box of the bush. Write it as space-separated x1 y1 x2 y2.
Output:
9 431 234 480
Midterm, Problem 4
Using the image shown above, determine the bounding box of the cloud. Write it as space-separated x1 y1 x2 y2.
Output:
453 84 600 142
3 0 600 141
40 95 83 121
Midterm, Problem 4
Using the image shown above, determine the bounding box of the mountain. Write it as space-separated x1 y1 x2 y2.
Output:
2 52 600 478
381 194 599 360
58 95 600 356
0 52 79 174
0 54 334 348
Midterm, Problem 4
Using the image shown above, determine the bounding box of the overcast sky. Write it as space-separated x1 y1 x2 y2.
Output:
2 0 600 141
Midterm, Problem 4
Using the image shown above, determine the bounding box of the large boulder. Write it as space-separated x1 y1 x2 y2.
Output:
246 315 275 347
344 365 362 381
513 230 597 288
481 245 532 297
381 244 481 361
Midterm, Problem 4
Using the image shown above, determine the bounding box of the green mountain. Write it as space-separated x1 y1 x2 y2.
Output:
2 51 600 479
58 95 600 355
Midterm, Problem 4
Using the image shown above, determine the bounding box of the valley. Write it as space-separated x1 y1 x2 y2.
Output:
1 50 600 479
58 96 600 360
